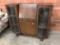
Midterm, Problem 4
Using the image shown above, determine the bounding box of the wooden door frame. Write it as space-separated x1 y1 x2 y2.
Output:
37 4 53 40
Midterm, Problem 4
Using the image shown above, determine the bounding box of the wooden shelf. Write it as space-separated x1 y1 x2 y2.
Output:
38 23 47 28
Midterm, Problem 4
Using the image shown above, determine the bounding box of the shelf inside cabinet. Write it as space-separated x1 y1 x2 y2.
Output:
38 23 47 28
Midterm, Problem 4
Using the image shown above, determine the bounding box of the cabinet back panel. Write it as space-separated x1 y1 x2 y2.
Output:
38 8 44 23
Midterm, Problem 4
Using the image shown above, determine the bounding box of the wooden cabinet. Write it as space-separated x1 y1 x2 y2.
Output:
5 4 53 41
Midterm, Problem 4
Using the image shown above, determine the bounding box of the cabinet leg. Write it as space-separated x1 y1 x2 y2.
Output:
40 36 44 41
40 38 43 41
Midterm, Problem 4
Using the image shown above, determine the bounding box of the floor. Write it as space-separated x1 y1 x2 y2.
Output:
0 30 60 45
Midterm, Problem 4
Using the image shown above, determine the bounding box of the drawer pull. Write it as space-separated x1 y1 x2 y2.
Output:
32 23 34 25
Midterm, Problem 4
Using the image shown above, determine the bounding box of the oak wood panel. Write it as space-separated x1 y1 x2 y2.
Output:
19 4 37 19
20 19 37 36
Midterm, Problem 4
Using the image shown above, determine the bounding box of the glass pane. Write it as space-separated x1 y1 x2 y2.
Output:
9 17 13 24
10 17 17 24
12 25 19 33
12 17 17 24
6 7 16 15
38 8 44 24
43 28 47 37
44 8 50 26
38 28 43 37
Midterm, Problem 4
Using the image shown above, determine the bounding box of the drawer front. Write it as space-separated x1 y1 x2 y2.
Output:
20 20 37 36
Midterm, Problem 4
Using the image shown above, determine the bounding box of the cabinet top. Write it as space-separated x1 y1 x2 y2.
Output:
5 4 19 7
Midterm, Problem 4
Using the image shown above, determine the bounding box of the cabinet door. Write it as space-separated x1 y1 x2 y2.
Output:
6 4 20 34
20 20 37 36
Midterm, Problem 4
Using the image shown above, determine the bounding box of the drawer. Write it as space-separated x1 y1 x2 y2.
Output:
19 18 37 22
